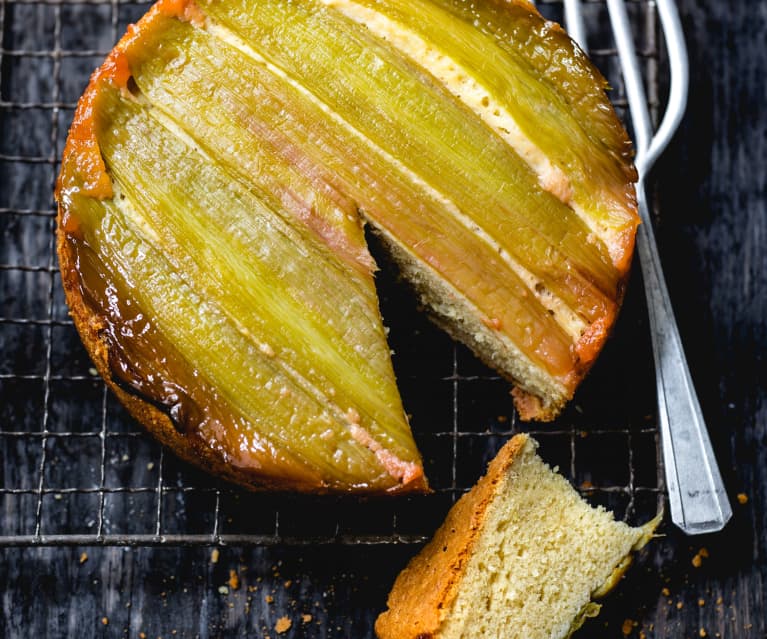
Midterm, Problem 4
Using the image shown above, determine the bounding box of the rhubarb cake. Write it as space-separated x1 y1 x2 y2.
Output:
375 435 658 639
56 0 638 492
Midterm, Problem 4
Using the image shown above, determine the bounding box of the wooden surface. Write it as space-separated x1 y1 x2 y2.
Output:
1 0 766 637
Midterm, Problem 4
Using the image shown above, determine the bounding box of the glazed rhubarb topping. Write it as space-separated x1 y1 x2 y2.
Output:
56 0 638 489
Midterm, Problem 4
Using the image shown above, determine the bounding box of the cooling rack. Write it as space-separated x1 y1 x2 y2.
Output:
0 0 665 546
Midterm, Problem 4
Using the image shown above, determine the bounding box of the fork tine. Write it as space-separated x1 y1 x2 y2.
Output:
563 0 589 53
607 0 689 174
644 0 689 172
606 0 654 158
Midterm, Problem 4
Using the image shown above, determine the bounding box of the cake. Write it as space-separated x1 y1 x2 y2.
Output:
375 434 657 639
55 0 638 492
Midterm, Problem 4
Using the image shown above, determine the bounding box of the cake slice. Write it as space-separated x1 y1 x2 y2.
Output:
56 0 638 492
375 434 657 639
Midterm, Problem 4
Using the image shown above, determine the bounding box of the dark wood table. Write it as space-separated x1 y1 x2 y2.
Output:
1 1 765 637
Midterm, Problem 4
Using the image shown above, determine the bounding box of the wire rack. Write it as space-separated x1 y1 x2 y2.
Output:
0 0 665 546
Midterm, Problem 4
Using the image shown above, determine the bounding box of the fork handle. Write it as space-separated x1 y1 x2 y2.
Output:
636 184 732 534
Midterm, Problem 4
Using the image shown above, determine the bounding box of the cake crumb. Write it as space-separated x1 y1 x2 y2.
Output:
480 315 502 330
79 552 88 564
228 570 240 591
302 614 312 624
622 618 636 635
661 587 670 596
692 547 709 568
698 598 706 607
275 617 291 634
218 586 229 595
284 580 292 588
101 617 109 626
139 633 146 639
716 596 723 605
265 595 274 604
676 601 683 610
210 549 220 564
737 493 748 505
700 628 707 637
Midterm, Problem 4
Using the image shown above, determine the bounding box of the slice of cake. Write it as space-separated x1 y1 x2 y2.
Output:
56 0 638 492
375 434 657 639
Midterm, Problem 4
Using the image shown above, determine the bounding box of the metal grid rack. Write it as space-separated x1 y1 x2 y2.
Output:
0 0 665 546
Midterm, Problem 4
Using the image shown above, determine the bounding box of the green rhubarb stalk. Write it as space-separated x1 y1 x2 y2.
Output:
69 225 326 487
127 18 374 278
96 88 419 462
339 0 637 230
430 0 635 175
199 0 620 299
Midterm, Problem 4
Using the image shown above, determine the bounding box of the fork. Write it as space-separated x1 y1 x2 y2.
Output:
563 0 732 534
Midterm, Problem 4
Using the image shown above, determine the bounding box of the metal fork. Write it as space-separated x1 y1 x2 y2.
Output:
563 0 731 534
